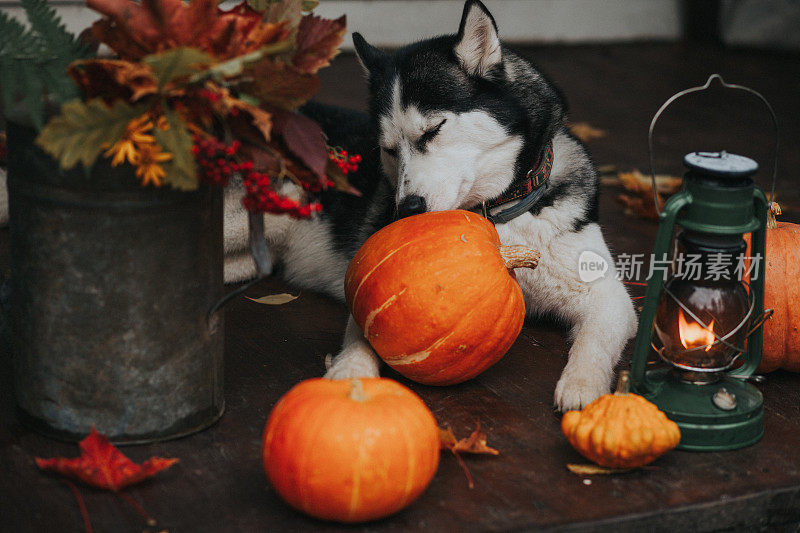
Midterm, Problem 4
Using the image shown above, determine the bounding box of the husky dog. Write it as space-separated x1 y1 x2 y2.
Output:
224 0 637 410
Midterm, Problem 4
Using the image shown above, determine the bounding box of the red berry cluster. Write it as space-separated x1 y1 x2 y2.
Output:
190 134 339 219
300 176 335 193
198 88 221 103
191 135 245 187
329 148 362 175
242 170 322 219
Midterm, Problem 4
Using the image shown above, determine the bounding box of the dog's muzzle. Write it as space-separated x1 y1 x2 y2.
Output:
397 195 427 219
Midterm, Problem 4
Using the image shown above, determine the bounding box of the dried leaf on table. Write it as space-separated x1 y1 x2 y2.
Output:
617 192 662 220
567 463 631 475
610 169 683 220
596 164 617 176
246 293 299 305
567 122 607 142
35 427 178 491
439 422 499 489
617 169 682 195
440 422 500 455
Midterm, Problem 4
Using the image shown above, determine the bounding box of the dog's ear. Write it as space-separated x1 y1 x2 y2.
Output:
454 0 501 77
353 32 387 74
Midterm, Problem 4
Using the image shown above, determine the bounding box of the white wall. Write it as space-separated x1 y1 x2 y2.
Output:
1 0 682 47
318 0 681 48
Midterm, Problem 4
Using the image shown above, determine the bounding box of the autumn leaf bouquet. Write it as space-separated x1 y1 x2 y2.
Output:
32 0 357 218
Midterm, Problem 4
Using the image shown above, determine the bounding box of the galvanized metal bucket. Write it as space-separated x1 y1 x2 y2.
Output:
6 121 225 444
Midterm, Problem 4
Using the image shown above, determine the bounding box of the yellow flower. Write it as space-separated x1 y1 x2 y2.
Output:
103 114 157 167
104 139 138 167
134 144 172 187
126 114 157 143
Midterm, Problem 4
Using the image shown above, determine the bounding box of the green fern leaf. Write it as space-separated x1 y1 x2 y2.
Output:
0 11 37 56
0 1 92 128
22 0 88 57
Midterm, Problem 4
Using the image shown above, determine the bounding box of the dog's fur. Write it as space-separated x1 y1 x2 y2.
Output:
224 0 638 410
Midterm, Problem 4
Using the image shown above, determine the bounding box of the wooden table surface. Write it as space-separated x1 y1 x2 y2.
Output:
2 43 800 532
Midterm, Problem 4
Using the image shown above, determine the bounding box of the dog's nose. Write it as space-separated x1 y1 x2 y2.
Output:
397 195 427 218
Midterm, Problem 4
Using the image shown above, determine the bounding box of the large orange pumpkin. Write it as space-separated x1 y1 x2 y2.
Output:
344 210 540 385
745 204 800 372
262 378 440 523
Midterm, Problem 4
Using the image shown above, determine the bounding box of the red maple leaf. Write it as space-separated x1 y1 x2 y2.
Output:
35 427 178 491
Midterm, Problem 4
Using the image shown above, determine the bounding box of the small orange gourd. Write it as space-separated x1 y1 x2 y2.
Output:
262 378 440 523
345 210 540 385
561 371 681 468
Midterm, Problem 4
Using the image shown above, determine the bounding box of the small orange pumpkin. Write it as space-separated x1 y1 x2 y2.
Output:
345 210 539 385
262 378 440 523
744 203 800 372
561 371 681 468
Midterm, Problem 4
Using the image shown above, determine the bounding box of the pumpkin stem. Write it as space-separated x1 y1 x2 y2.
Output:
349 379 368 402
614 371 631 396
499 245 540 270
767 202 781 230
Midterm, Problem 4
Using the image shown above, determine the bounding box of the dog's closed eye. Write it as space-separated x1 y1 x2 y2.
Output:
417 119 447 150
382 147 398 158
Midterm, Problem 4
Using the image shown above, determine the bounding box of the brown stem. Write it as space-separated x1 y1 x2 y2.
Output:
614 370 631 395
63 480 93 533
118 492 157 529
451 449 475 490
349 379 367 402
768 201 781 230
498 245 540 270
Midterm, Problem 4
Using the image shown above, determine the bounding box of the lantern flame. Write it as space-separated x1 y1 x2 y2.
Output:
678 309 715 352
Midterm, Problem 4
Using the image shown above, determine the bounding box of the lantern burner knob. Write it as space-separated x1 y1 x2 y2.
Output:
684 151 759 179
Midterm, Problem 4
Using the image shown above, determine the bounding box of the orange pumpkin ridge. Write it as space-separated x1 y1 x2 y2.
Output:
345 210 539 386
561 371 681 468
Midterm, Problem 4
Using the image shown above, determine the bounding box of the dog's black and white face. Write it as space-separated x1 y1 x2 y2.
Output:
353 0 565 217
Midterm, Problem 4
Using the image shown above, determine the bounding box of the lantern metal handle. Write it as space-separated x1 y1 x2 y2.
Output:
648 73 780 216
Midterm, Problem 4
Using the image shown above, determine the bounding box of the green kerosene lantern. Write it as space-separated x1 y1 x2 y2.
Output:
630 75 778 451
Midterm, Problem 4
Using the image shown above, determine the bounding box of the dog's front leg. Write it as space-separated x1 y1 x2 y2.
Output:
325 315 382 380
553 276 637 411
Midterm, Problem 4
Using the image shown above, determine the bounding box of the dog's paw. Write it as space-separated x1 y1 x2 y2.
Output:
554 365 611 412
324 346 380 380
